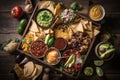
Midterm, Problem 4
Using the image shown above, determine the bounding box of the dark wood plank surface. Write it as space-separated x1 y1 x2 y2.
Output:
0 0 120 80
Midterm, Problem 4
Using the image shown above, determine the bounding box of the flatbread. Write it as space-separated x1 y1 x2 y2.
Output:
31 64 43 80
28 65 37 79
24 61 35 77
14 64 23 77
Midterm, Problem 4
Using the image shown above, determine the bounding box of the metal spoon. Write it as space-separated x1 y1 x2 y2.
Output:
54 56 69 60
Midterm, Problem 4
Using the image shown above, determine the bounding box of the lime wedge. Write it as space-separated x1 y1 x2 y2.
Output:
84 67 93 76
96 67 104 77
94 60 104 66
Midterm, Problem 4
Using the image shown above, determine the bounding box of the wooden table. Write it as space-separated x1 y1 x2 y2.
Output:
0 0 120 80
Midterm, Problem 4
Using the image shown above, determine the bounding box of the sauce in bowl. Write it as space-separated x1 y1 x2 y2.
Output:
54 38 67 50
89 5 105 21
45 47 61 65
30 40 48 58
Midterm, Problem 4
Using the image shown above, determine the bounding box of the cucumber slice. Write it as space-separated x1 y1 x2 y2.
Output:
45 34 50 44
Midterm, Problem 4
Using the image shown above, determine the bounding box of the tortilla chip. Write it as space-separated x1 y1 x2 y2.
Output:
76 21 84 32
29 20 39 32
81 19 88 30
38 1 55 14
47 3 55 14
38 1 51 9
86 21 93 31
93 28 100 37
54 3 61 16
86 31 94 38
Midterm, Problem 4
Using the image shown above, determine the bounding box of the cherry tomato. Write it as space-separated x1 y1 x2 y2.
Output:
11 6 23 19
76 64 81 69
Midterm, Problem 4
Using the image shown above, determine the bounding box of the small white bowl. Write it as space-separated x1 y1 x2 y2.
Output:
89 5 105 21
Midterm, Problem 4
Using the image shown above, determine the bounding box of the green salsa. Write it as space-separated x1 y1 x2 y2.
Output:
36 9 53 28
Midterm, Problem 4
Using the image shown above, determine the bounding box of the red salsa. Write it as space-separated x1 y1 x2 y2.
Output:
31 40 48 58
54 38 67 50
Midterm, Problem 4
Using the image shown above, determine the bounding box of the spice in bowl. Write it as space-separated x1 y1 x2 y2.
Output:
45 47 61 65
89 5 105 21
30 40 48 58
54 38 67 51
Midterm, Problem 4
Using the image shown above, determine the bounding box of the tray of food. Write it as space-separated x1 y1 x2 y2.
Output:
17 1 101 79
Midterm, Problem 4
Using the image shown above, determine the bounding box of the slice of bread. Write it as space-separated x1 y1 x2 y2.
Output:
24 61 35 77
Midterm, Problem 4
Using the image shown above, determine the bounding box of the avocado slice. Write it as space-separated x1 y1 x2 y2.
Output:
100 48 115 58
64 54 76 68
99 43 110 49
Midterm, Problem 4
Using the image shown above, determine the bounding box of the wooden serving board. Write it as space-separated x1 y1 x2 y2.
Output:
17 1 101 79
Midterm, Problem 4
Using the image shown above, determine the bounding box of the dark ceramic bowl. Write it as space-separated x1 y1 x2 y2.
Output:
54 38 67 51
95 42 115 61
35 8 55 28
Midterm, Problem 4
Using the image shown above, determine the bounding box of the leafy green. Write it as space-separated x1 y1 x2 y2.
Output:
14 38 19 42
81 55 86 61
70 1 82 11
59 66 63 71
22 38 26 43
0 39 12 50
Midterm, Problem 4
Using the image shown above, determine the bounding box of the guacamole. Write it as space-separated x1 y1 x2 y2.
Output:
36 9 54 28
